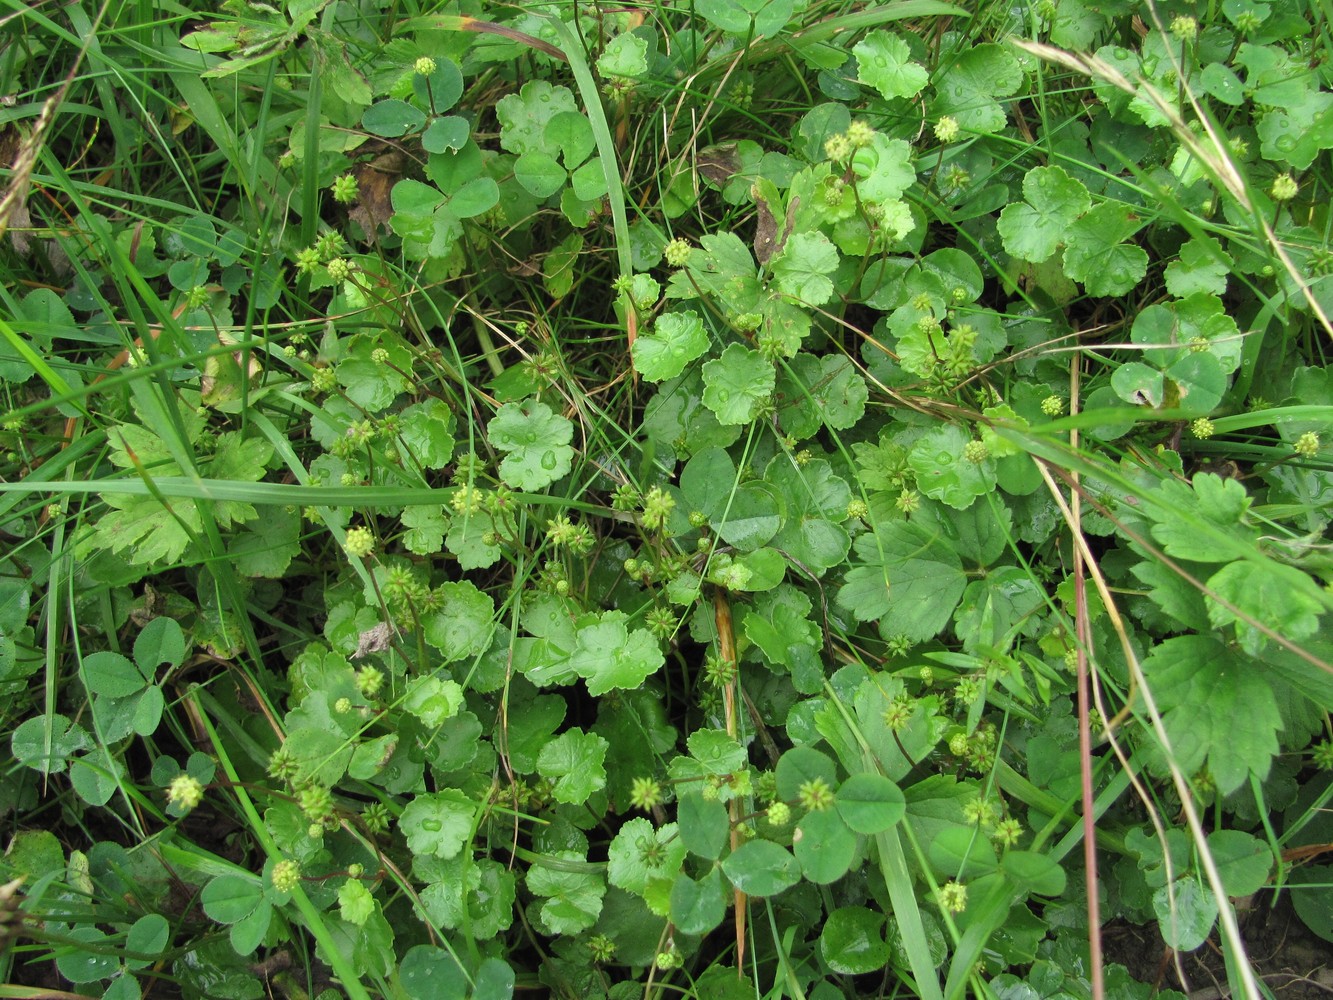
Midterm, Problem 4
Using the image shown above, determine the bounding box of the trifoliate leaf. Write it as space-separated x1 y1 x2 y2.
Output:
1062 202 1148 297
487 398 575 490
1142 636 1281 794
632 310 710 383
567 613 665 695
702 344 775 425
536 728 608 804
854 31 928 99
495 80 578 155
1131 293 1243 375
930 43 1022 134
997 165 1091 263
771 231 839 305
400 789 477 860
766 457 852 577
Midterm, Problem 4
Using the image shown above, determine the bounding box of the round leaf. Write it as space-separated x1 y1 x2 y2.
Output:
836 773 905 834
722 839 800 896
362 99 427 138
820 905 890 975
794 809 857 883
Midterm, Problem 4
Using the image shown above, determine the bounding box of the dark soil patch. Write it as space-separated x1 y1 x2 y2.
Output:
1102 893 1333 1000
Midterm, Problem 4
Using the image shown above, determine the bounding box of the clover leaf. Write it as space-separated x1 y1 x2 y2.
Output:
702 344 775 424
495 81 578 155
854 31 928 100
487 398 575 490
997 165 1091 264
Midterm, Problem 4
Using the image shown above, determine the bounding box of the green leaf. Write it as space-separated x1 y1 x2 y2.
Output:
536 729 608 803
338 878 376 926
1001 851 1067 896
83 651 148 698
771 231 839 305
1207 829 1272 897
909 424 996 509
849 133 916 204
1142 636 1282 794
928 826 998 879
1164 236 1232 298
794 808 857 883
11 714 89 774
836 773 906 834
496 80 578 155
1153 877 1217 951
722 839 801 896
1063 203 1149 297
401 505 448 556
678 792 730 860
702 344 775 425
202 874 264 924
931 44 1022 134
597 31 649 78
1205 560 1325 654
820 905 890 975
362 99 426 138
400 790 477 860
488 398 575 490
608 818 686 895
513 151 567 199
527 851 605 934
669 867 727 935
854 30 928 99
997 166 1091 264
743 584 823 691
423 581 495 663
56 926 119 984
568 613 665 695
70 748 124 806
839 519 966 641
126 913 171 971
421 116 469 154
404 675 464 728
688 728 748 776
632 310 710 383
776 745 838 800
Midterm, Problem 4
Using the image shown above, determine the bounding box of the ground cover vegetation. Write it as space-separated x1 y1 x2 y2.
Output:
1 0 1332 996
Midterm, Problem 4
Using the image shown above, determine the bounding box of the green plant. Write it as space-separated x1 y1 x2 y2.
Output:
2 0 1332 997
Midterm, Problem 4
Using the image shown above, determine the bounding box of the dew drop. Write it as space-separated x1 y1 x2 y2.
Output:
541 451 558 470
421 818 443 832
